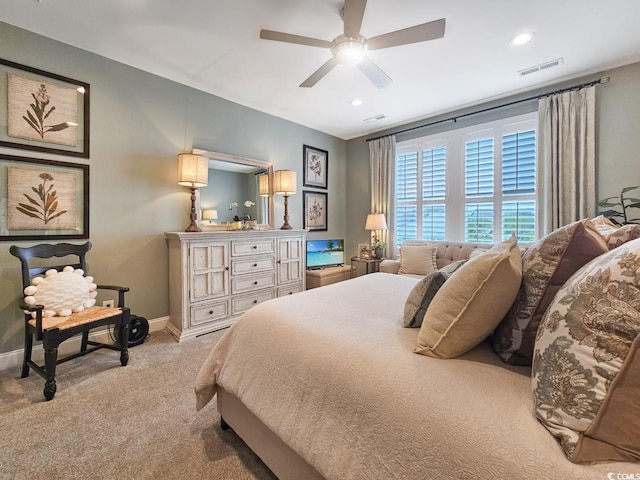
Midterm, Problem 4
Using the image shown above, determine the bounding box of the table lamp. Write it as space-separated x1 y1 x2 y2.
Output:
202 209 218 225
365 213 388 257
178 153 208 232
274 170 296 230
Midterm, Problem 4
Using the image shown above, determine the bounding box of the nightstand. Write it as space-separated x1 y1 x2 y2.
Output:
350 256 383 275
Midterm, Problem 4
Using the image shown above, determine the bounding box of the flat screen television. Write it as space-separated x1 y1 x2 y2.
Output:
306 239 345 269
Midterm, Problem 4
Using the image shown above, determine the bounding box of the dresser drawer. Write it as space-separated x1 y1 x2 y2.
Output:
278 282 303 297
231 255 276 275
190 299 230 326
231 239 275 257
232 272 276 295
231 289 276 315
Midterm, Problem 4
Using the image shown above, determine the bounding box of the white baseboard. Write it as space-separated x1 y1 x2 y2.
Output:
0 316 170 373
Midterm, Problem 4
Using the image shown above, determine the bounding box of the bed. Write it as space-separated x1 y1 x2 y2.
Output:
195 273 626 479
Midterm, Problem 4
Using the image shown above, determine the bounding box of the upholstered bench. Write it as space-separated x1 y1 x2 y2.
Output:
306 265 354 289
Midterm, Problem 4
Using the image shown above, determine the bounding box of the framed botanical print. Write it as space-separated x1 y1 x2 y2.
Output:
0 58 90 158
303 190 327 232
303 144 328 189
0 153 89 240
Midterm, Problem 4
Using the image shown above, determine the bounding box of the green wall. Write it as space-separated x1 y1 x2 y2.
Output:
2 18 639 358
0 22 346 354
346 61 640 260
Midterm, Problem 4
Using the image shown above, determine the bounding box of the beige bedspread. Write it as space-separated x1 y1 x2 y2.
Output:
196 273 626 480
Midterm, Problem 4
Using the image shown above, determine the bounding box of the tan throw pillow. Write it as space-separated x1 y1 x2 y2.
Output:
414 236 521 359
532 238 640 463
403 260 466 328
492 219 609 365
590 215 640 250
398 244 437 275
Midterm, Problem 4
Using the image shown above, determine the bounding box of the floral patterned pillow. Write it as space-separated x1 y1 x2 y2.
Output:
590 215 640 250
492 219 609 365
532 239 640 463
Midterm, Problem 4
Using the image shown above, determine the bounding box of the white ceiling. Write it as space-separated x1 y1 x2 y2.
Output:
3 0 640 140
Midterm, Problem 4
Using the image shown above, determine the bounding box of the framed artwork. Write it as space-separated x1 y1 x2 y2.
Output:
358 243 372 259
303 144 328 189
0 58 90 158
0 153 89 241
303 191 327 232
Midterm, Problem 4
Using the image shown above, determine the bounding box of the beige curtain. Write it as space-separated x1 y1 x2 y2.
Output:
537 86 596 235
368 135 396 255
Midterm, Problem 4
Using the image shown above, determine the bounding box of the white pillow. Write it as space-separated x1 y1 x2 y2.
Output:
23 266 97 318
398 244 437 276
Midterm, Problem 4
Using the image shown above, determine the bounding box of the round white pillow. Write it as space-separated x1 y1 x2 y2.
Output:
23 266 97 318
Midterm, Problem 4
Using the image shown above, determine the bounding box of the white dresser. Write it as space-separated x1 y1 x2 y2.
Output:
165 230 307 341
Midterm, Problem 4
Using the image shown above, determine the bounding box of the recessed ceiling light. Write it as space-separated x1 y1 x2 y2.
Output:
351 99 363 107
511 32 535 46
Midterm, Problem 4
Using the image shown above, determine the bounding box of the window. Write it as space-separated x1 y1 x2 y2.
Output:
394 112 537 247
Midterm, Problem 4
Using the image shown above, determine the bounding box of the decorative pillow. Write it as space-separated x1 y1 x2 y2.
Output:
590 215 640 250
493 219 609 365
403 260 466 328
23 266 97 318
414 236 521 359
398 243 437 276
532 238 640 463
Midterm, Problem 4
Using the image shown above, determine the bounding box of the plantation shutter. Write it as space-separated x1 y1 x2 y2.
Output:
395 152 418 244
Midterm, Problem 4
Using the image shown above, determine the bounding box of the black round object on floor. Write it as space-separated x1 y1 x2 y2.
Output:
114 315 149 347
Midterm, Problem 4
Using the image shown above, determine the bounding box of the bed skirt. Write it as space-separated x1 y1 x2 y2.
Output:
218 388 324 480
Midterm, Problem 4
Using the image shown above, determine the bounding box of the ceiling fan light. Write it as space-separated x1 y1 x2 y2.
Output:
332 36 367 65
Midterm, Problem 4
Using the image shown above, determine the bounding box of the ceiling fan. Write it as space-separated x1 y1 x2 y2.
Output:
259 0 445 88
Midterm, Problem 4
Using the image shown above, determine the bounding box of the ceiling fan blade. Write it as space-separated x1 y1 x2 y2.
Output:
367 18 446 50
343 0 367 38
300 57 339 88
260 29 332 49
357 57 392 88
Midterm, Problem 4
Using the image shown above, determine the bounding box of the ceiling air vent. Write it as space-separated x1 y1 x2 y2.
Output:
518 58 564 77
364 114 386 123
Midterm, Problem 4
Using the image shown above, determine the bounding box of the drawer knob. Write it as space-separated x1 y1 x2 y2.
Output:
253 263 258 267
254 281 258 285
209 310 214 315
253 300 258 304
225 266 229 271
253 245 258 249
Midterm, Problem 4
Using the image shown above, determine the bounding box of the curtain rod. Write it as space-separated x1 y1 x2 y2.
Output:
365 76 610 143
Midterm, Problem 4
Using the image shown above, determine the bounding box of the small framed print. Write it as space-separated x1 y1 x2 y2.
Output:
358 243 371 259
0 153 89 240
303 191 327 232
303 145 328 189
0 58 90 158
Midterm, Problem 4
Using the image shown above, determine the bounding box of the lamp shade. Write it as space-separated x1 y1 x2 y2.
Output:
274 170 297 195
177 154 208 187
365 213 388 231
202 209 218 221
258 173 270 197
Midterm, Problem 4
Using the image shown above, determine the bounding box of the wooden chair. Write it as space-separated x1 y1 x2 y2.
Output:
10 241 130 401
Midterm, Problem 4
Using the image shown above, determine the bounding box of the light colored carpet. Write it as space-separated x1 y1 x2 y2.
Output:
0 329 277 480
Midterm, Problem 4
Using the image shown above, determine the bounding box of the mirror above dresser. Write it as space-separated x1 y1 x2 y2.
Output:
193 148 275 230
